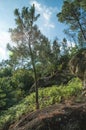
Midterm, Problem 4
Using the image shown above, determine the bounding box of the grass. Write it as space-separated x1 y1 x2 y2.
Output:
0 78 82 129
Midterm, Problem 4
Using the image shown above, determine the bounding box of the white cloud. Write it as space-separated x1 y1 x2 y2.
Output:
0 31 10 45
0 1 58 60
30 0 58 30
43 10 52 21
30 1 42 12
0 31 11 60
44 23 55 28
0 47 7 60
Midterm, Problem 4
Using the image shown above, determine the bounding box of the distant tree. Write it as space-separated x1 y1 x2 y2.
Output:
0 87 6 110
51 39 60 72
0 76 25 109
64 29 78 45
12 69 34 93
36 36 53 76
61 38 69 55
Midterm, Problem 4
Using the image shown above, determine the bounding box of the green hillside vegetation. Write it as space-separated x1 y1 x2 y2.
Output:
0 1 86 129
0 78 82 130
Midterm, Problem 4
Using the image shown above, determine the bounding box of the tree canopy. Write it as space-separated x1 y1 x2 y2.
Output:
57 0 86 48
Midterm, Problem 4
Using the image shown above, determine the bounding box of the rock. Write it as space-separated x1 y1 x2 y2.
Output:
69 48 86 89
9 103 86 130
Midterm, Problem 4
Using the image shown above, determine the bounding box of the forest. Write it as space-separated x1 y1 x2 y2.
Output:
0 0 86 130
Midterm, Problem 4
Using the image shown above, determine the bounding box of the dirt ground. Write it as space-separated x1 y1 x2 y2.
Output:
8 101 86 130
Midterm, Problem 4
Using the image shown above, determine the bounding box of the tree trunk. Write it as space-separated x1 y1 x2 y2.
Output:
83 71 86 89
73 11 86 41
28 37 39 109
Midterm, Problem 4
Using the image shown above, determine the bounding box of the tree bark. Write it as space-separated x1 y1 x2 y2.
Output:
73 11 86 41
83 70 86 89
28 36 39 109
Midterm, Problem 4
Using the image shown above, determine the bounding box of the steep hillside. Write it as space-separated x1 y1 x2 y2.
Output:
0 78 83 130
9 103 86 130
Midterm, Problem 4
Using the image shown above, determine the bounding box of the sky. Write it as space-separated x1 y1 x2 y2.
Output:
0 0 68 61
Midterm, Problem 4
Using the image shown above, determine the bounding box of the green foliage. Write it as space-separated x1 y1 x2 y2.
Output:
0 78 82 129
12 69 34 93
57 0 86 46
0 77 24 109
9 5 42 109
0 67 12 78
0 89 6 109
0 68 34 110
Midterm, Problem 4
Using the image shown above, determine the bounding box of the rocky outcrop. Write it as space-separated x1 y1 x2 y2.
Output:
69 48 86 89
9 103 86 130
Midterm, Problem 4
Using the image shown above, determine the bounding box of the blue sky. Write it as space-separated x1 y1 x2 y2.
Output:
0 0 68 60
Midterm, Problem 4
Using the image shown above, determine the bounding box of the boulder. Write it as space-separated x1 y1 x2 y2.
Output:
9 103 86 130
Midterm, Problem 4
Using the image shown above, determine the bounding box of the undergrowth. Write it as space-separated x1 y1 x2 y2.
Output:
0 78 82 129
